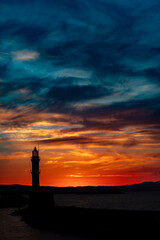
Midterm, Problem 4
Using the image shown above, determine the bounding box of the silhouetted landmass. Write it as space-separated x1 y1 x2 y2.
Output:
12 204 160 239
0 180 160 195
0 195 29 208
2 181 159 238
0 181 160 207
53 181 160 193
0 181 160 208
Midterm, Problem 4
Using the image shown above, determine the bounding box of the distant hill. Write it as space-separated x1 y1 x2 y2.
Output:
0 181 160 195
116 181 160 192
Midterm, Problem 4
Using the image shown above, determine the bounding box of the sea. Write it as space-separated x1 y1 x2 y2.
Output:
1 191 160 240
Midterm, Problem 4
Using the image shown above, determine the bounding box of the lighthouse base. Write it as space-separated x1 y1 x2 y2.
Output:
29 188 55 210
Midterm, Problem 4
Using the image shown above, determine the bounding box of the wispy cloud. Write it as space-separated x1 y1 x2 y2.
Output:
12 50 39 61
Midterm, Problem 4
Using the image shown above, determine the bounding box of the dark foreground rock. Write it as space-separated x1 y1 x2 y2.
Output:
13 205 160 239
0 195 29 208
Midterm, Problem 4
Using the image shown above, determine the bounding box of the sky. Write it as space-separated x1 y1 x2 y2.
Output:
0 0 160 186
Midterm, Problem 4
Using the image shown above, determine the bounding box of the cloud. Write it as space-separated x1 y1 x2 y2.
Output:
46 85 112 103
0 20 48 45
144 67 160 83
12 50 39 61
35 135 119 148
1 0 160 91
123 138 139 148
37 136 91 145
0 62 8 79
55 68 92 79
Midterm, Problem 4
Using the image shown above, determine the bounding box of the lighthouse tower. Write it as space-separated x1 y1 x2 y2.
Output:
30 147 54 209
31 147 40 189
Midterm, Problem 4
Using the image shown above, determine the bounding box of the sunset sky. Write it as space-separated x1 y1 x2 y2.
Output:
0 0 160 186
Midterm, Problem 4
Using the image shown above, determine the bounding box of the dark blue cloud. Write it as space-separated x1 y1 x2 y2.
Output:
0 0 160 131
0 63 8 79
145 67 160 83
63 96 160 134
0 20 48 46
46 85 112 103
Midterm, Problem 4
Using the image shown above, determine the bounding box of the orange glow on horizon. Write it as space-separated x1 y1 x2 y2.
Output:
0 142 160 187
0 111 160 187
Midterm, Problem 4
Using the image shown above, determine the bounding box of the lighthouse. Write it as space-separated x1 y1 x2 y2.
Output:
31 147 40 189
30 147 55 209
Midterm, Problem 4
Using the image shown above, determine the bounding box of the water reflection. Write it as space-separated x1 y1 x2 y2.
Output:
55 191 160 211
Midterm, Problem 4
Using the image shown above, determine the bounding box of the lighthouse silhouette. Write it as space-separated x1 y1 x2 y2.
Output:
31 147 40 189
30 147 55 209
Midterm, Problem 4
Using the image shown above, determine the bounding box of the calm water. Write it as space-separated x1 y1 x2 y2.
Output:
55 191 160 211
1 191 160 240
